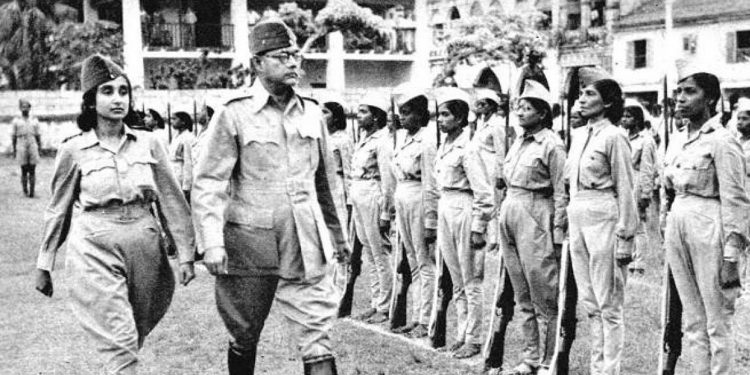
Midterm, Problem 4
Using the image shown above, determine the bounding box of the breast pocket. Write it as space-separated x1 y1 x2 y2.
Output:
580 150 610 188
242 125 281 173
296 123 321 171
681 153 713 190
516 152 547 187
80 157 118 196
122 154 158 189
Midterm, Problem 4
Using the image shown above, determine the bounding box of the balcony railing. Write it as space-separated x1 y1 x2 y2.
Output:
306 27 417 55
142 23 234 51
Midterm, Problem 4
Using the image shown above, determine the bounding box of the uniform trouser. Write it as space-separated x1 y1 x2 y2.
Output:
215 271 338 362
498 189 559 366
629 200 649 271
395 181 435 324
65 204 175 375
438 190 484 345
350 180 392 312
567 190 626 375
665 195 738 375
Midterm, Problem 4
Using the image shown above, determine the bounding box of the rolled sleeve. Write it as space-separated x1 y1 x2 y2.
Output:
609 132 637 242
714 135 750 259
464 143 494 233
37 143 79 271
150 135 196 264
191 107 237 251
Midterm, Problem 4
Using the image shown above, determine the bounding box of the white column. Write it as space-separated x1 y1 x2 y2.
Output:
83 0 98 22
551 0 560 30
411 0 431 87
326 31 346 92
122 0 145 89
231 0 251 68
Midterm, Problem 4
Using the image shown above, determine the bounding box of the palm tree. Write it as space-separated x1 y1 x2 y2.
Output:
0 0 56 89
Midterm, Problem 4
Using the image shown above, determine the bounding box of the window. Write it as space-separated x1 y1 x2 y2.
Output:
683 34 697 54
737 30 750 62
634 39 647 69
567 13 580 30
591 0 605 27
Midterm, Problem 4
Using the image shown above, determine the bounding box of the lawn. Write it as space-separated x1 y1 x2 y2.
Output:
0 156 748 374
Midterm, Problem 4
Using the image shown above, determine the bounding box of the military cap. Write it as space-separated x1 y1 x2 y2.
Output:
518 80 552 108
474 88 501 106
393 83 428 108
736 97 750 114
250 19 297 55
81 54 126 93
360 92 390 114
435 87 471 107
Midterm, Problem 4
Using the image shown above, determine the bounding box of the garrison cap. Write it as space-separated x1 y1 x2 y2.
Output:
736 97 750 114
81 54 126 93
435 87 471 107
518 80 552 108
250 19 297 55
474 88 501 105
578 66 611 88
393 83 428 108
360 92 390 114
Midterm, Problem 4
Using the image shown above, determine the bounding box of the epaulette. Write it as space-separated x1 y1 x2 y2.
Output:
299 95 319 105
225 94 254 106
61 132 82 144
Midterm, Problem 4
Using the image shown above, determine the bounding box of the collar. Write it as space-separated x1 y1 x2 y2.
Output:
79 126 137 149
402 127 424 147
685 114 723 144
587 117 610 136
248 80 302 114
629 131 641 141
521 127 545 143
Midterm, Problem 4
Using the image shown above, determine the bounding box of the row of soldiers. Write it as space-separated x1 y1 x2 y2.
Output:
324 63 748 375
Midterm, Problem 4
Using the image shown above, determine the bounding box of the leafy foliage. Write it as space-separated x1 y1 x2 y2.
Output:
146 53 250 90
50 20 124 91
277 2 316 46
0 0 56 89
441 10 549 69
301 0 389 52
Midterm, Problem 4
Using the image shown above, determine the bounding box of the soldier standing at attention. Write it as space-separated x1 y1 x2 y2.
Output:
434 87 494 359
389 85 438 337
735 97 750 296
664 71 749 375
620 100 657 275
349 93 395 324
34 54 196 374
498 81 567 375
565 70 636 375
11 98 41 197
191 20 348 375
169 111 195 203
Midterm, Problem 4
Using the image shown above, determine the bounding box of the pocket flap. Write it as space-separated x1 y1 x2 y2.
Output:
242 124 279 146
226 206 274 229
80 157 115 175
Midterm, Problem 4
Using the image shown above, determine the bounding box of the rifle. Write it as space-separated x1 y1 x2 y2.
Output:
547 240 578 375
482 255 515 371
388 218 412 329
658 265 683 374
338 220 363 318
428 244 453 348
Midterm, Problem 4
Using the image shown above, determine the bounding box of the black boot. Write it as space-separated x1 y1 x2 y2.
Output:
28 168 35 198
20 168 28 196
228 347 256 375
303 357 337 375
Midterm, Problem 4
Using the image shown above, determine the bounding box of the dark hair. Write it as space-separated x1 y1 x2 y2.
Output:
173 111 193 132
443 100 470 128
521 97 553 129
591 79 624 123
401 96 430 127
205 105 215 119
324 101 347 132
367 105 388 129
76 76 140 132
678 72 721 116
130 110 151 131
148 108 165 129
624 105 645 131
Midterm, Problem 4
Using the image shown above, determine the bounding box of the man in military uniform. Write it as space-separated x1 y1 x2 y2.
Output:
192 20 348 375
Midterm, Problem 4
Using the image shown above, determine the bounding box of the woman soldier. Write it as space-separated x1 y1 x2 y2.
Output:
11 99 41 197
619 100 657 275
664 71 749 374
322 96 354 231
389 86 438 337
434 87 494 358
350 94 394 324
34 54 196 374
498 80 567 374
169 111 196 203
565 71 636 374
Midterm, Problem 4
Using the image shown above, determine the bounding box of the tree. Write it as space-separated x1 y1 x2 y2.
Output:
301 0 389 53
439 10 549 77
50 20 124 91
0 0 56 89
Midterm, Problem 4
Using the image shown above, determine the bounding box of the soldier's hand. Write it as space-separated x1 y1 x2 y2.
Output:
140 187 159 203
179 262 196 286
335 244 351 264
424 228 437 246
720 260 741 290
615 254 633 267
495 177 506 191
35 269 53 297
204 246 228 275
378 219 390 238
470 231 486 250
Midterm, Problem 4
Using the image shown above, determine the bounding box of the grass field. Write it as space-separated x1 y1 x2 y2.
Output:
0 156 748 374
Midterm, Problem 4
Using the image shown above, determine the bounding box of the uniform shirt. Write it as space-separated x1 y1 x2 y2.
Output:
351 127 395 221
503 127 567 242
434 129 494 233
629 130 657 200
169 130 195 191
740 136 750 194
473 113 507 180
391 127 439 229
12 115 41 163
664 115 750 259
191 81 346 279
191 127 209 170
330 130 354 204
566 117 636 241
36 126 195 270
